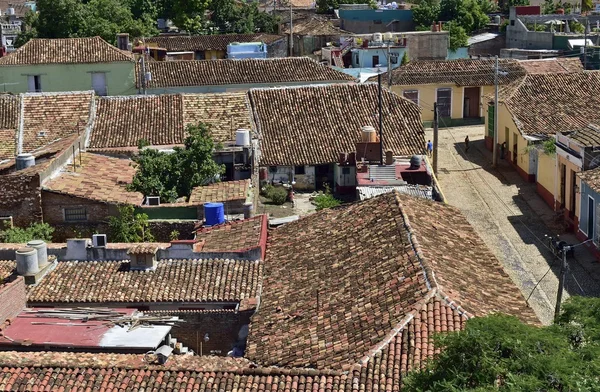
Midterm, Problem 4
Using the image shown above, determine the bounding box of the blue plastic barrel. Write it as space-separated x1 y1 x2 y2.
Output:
204 202 225 226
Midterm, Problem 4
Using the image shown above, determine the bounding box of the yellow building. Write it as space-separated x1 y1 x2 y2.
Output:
373 59 526 126
483 71 600 230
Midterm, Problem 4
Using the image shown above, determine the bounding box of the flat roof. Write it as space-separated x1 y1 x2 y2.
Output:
0 308 173 351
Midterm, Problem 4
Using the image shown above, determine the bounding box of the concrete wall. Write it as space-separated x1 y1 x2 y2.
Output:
0 174 42 227
469 36 506 57
0 277 26 324
267 38 288 58
506 17 554 49
42 191 113 225
406 32 448 60
0 62 137 95
266 165 316 191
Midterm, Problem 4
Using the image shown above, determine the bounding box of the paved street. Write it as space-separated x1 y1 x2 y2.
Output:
428 125 600 325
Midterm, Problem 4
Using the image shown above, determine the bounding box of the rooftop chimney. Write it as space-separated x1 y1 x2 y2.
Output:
15 247 38 276
15 153 35 171
128 244 159 270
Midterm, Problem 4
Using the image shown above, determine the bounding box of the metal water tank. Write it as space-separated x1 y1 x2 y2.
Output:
235 129 251 146
409 155 422 169
361 126 377 143
494 15 501 24
243 202 254 219
204 202 225 226
16 247 39 276
373 33 383 43
16 153 35 171
6 7 15 15
26 239 48 268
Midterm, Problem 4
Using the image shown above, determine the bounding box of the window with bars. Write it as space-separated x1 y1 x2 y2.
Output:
403 90 419 105
64 207 87 222
437 88 452 118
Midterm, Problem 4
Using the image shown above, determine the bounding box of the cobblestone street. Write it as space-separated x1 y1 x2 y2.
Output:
428 125 600 325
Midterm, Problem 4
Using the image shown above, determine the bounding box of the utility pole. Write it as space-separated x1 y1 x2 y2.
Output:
387 43 392 87
584 18 589 69
492 55 499 167
289 3 293 57
378 70 384 164
554 247 569 323
433 102 439 174
141 55 146 95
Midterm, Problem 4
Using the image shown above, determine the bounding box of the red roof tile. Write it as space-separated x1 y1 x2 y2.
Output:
189 180 250 205
251 84 424 166
519 57 584 74
0 37 133 65
195 215 267 253
144 34 284 52
42 153 143 205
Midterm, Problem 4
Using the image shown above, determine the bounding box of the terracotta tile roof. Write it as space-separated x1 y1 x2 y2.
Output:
141 58 355 88
502 72 600 136
194 214 267 253
5 258 263 304
0 0 32 17
247 192 537 370
89 95 185 149
0 37 133 65
183 93 254 143
144 34 284 52
378 59 526 86
561 124 600 147
0 129 16 162
281 14 349 35
579 166 600 194
251 84 424 166
0 95 18 161
127 243 160 255
21 91 93 153
519 57 584 74
42 153 143 205
189 180 250 205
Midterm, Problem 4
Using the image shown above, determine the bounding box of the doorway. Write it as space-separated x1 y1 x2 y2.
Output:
570 170 577 217
560 163 566 209
463 87 481 118
372 55 380 66
512 133 518 164
588 196 595 241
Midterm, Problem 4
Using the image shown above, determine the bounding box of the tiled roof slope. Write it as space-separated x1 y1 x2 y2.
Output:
503 72 600 136
578 166 600 194
562 124 600 147
21 91 93 153
43 153 143 205
144 34 284 51
377 59 526 86
0 37 133 65
195 214 266 253
183 93 254 142
89 95 185 148
6 258 263 304
519 57 584 74
251 84 424 166
0 95 18 161
189 179 250 204
141 58 355 88
247 192 537 370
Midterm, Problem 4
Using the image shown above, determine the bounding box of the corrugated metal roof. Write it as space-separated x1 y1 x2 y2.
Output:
357 185 433 200
467 33 499 46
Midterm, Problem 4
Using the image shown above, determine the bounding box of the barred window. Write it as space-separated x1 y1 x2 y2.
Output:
64 207 87 222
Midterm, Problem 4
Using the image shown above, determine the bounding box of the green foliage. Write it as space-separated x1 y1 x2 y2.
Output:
17 0 158 46
208 0 279 34
412 0 440 30
413 0 488 35
446 21 469 51
108 205 154 243
128 123 224 203
0 222 54 243
264 185 288 205
137 139 151 149
477 0 497 13
582 0 593 11
543 138 556 155
501 0 529 13
316 0 374 13
401 51 410 65
500 19 509 32
403 297 600 392
169 230 180 241
569 21 585 34
158 0 210 33
313 185 341 210
526 22 547 31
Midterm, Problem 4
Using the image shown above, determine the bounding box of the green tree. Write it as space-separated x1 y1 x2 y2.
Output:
316 0 374 13
412 0 440 29
401 51 410 65
128 123 225 203
35 0 86 38
158 0 211 33
501 0 529 13
404 297 600 391
445 21 468 51
108 205 154 242
440 0 489 34
0 222 54 243
313 185 342 210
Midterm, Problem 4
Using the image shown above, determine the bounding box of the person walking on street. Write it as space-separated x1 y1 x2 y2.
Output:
426 140 433 157
465 135 470 153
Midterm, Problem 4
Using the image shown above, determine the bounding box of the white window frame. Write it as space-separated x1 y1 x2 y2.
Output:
402 89 419 105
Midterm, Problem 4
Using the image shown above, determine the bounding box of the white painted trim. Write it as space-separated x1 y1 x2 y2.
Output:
557 147 583 168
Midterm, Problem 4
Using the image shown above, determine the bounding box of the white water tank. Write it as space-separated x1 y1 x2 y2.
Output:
373 32 383 43
26 240 48 268
16 247 39 276
16 153 35 171
383 32 393 42
361 126 377 143
235 129 251 146
6 7 15 15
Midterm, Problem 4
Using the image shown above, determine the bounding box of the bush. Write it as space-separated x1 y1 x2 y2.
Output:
1 222 54 243
108 205 154 243
266 186 288 205
313 186 342 210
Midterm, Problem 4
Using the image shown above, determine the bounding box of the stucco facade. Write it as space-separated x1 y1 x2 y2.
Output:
0 62 137 95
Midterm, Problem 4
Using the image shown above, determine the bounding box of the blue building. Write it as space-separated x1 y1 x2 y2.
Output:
350 45 407 68
227 42 268 59
578 172 599 247
339 6 414 33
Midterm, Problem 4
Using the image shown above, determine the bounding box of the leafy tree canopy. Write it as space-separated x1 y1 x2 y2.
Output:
316 0 375 14
108 205 154 242
501 0 529 13
127 123 225 203
403 296 600 392
445 21 468 51
412 0 489 35
0 222 54 243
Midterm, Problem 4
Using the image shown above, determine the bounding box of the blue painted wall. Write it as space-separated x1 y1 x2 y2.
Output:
579 179 597 241
447 47 469 59
339 9 413 22
227 43 268 59
351 47 407 68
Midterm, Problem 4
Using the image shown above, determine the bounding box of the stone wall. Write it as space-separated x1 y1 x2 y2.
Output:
149 221 197 241
0 277 26 323
42 191 111 225
268 37 289 58
0 174 42 227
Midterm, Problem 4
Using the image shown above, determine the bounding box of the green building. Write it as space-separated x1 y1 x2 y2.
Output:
0 36 137 95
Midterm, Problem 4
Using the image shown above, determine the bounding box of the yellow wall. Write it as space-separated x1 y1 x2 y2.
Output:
557 154 581 218
537 152 556 196
204 50 226 60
